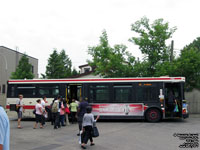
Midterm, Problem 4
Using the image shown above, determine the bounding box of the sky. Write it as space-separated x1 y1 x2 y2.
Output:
0 0 200 77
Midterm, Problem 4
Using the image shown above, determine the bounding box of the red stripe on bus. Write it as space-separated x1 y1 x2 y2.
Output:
8 77 183 83
6 105 35 109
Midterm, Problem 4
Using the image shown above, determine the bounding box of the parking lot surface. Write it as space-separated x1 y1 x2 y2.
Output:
10 115 200 150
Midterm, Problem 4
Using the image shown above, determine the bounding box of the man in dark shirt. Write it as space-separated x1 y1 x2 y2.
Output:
77 97 89 136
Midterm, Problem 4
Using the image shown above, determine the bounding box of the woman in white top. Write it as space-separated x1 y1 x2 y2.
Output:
33 99 44 129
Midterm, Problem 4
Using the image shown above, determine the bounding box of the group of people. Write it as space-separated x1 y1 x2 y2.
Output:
15 94 75 129
15 94 100 149
50 95 71 129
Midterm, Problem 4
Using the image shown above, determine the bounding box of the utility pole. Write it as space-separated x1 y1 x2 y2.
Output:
170 40 174 62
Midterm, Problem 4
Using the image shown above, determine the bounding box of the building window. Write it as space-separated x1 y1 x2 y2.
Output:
84 68 90 73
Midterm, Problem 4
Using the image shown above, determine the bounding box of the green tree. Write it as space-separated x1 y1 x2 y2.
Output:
59 50 72 77
183 37 200 51
45 49 72 79
175 47 200 91
88 30 135 77
129 17 177 76
11 54 34 79
71 67 79 76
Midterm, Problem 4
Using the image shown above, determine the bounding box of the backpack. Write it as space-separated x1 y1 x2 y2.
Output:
51 101 58 113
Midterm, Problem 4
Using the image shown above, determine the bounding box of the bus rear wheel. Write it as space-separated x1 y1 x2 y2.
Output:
145 108 161 122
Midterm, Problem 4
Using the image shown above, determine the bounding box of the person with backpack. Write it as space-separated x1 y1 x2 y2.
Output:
51 96 61 129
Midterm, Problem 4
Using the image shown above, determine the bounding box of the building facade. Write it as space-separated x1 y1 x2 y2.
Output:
0 46 38 106
77 64 101 78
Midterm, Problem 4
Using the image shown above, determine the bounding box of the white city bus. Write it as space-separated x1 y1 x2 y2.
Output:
6 77 189 122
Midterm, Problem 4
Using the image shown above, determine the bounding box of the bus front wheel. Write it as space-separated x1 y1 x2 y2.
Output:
145 108 161 122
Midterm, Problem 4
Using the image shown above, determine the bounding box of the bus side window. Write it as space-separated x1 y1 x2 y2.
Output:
16 84 36 98
38 84 60 97
136 83 159 102
89 85 109 103
113 85 132 103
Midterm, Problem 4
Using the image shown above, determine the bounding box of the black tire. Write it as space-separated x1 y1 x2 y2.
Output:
145 108 161 122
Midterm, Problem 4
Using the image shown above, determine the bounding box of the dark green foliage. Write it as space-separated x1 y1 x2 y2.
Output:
71 67 79 76
11 54 34 79
175 47 200 91
45 49 72 79
183 37 200 51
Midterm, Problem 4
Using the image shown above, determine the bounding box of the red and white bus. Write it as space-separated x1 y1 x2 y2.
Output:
6 77 189 122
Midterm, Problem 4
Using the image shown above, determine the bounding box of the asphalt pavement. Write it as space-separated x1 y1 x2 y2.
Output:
10 114 200 150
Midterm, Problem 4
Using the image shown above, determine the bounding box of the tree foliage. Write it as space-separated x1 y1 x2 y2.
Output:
175 47 200 91
183 37 200 51
88 30 135 77
129 17 177 76
87 17 200 91
11 54 34 79
71 67 79 76
45 49 72 79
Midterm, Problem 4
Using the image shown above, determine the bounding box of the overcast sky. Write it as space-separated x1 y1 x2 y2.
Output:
0 0 200 76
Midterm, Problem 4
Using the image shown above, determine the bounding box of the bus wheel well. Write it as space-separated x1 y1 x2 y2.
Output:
145 107 162 122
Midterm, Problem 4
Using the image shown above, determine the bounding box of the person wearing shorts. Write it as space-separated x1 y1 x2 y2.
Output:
33 99 44 129
16 94 24 129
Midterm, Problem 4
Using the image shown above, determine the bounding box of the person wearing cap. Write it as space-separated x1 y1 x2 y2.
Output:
16 94 24 129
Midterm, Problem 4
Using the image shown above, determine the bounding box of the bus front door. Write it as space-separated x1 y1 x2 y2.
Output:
65 84 82 104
